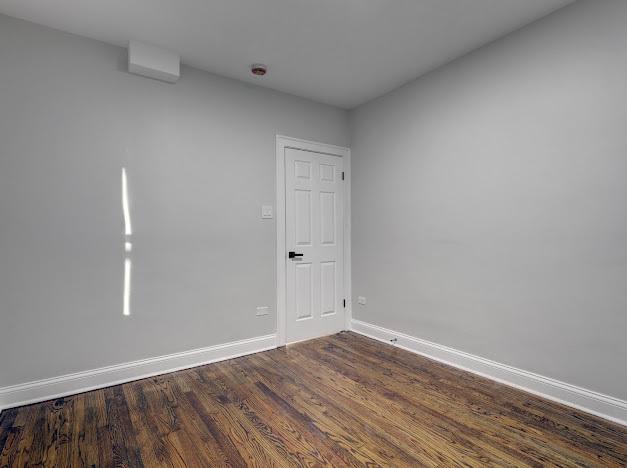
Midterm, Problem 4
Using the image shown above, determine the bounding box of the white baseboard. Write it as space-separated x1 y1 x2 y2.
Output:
351 319 627 427
0 334 276 412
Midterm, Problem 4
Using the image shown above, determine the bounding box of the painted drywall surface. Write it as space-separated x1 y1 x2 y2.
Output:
0 14 348 387
349 0 627 400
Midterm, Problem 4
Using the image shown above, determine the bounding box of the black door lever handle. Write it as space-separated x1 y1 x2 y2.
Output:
288 251 304 259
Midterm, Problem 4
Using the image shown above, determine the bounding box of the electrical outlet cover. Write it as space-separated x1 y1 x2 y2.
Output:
261 205 273 219
256 306 270 316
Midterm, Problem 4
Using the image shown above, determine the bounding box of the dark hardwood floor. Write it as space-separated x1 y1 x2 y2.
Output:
1 332 625 467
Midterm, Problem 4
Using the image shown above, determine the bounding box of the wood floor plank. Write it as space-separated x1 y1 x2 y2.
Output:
70 392 99 468
0 408 23 467
0 332 625 467
0 408 18 456
104 386 145 467
123 381 184 468
12 402 46 466
90 389 115 468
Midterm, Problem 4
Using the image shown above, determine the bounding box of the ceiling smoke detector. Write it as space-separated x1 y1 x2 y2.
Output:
250 63 267 76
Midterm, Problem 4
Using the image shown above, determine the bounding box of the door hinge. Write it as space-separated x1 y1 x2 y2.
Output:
343 299 346 308
341 172 345 180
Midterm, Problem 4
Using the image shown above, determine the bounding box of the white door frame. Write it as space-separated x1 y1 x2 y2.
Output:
276 135 351 346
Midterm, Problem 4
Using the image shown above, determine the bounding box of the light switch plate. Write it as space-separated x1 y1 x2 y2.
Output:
261 205 273 219
358 296 367 305
256 306 270 316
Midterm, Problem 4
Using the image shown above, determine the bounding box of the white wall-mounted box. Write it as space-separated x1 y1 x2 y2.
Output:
128 40 180 83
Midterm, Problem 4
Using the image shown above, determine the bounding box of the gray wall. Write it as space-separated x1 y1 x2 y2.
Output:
350 0 627 400
0 14 349 387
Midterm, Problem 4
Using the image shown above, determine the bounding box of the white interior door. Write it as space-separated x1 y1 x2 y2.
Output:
285 147 345 343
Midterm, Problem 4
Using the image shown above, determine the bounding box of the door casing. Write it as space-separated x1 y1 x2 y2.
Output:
276 135 351 346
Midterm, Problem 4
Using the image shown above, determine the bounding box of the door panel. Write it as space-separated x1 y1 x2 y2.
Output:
285 147 344 343
295 262 313 320
295 190 312 245
320 191 336 245
320 261 336 316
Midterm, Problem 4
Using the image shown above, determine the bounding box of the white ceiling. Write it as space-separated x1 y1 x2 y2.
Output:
0 0 574 109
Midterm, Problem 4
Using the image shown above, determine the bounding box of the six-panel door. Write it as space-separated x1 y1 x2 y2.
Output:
285 147 344 343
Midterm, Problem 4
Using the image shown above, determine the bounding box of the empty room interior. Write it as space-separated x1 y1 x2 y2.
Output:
1 0 626 466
